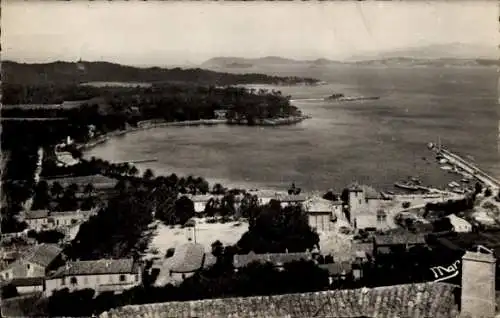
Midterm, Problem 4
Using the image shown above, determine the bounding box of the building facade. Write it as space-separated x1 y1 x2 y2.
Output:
45 258 141 297
0 244 62 281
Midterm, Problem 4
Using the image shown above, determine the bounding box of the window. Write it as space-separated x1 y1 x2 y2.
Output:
70 277 78 285
119 274 126 282
5 273 9 279
61 277 66 285
135 274 139 282
26 264 30 270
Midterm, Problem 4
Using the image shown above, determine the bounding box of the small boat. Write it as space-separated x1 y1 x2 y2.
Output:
452 189 465 194
440 165 453 171
461 178 470 183
439 159 448 164
394 182 420 191
448 181 460 188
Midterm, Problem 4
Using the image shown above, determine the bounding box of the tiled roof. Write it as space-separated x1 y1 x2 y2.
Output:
319 262 352 275
49 258 135 279
44 174 118 188
233 252 313 268
8 276 44 287
374 233 427 246
24 210 49 219
184 194 224 202
276 194 308 202
303 196 336 213
100 282 459 318
167 243 205 273
24 244 62 267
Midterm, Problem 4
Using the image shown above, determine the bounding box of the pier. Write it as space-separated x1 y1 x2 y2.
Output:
115 158 158 164
432 144 500 191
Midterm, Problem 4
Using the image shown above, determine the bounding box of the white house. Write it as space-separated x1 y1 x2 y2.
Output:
347 184 385 225
5 277 44 294
447 214 472 233
0 244 62 281
24 210 50 231
45 258 141 297
275 194 308 208
303 196 342 232
24 209 98 232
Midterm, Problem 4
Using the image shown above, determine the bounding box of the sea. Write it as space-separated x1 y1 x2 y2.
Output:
86 64 500 193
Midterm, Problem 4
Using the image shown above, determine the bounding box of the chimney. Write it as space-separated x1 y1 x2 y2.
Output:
461 246 496 318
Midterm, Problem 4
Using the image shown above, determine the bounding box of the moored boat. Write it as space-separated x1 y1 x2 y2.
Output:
394 182 420 191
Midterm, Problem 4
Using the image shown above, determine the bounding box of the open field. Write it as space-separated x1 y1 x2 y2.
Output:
147 218 249 256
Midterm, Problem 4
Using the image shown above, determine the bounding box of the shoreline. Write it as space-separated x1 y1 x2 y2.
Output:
77 115 311 152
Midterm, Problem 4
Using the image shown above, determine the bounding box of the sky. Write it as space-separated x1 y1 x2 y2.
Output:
2 1 498 66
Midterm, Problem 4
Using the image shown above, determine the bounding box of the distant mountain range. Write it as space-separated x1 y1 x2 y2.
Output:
202 44 499 69
2 61 319 86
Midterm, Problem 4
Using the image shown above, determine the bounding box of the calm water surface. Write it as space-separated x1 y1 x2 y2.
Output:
87 65 500 192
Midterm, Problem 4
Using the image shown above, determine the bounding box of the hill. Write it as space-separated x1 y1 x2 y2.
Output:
201 56 344 69
1 61 320 86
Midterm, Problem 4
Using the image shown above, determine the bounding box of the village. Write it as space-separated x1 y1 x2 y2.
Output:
2 124 500 318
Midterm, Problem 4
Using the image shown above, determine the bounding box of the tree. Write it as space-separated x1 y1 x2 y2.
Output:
212 183 225 195
83 183 95 197
475 182 483 195
143 168 155 181
237 201 319 254
485 188 492 197
322 191 338 202
211 240 224 258
174 196 195 225
129 165 139 177
340 188 350 204
51 181 64 199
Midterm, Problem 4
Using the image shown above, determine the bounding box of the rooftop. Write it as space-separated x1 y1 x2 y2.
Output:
303 196 340 212
275 194 308 202
101 282 459 318
233 252 313 268
318 262 352 275
5 244 62 270
24 210 49 220
374 233 427 246
49 258 136 279
168 243 206 273
44 174 118 188
4 277 44 287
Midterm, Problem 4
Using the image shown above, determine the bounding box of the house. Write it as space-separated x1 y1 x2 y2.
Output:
0 244 63 281
274 194 308 208
100 282 460 318
347 184 386 225
162 243 207 284
303 196 341 232
183 194 224 214
23 209 98 231
2 277 44 295
44 174 119 193
47 209 98 228
373 232 427 256
101 248 499 318
446 214 472 233
214 109 228 119
233 251 313 270
45 258 141 297
354 209 388 231
24 210 50 231
318 262 353 285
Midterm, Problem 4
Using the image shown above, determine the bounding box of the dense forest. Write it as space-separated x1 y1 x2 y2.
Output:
2 61 320 86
